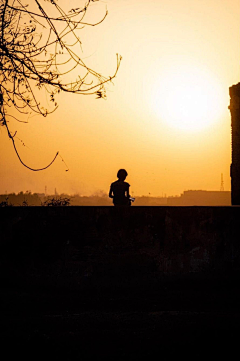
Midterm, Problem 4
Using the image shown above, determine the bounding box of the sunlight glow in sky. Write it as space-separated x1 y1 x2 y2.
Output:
151 64 225 132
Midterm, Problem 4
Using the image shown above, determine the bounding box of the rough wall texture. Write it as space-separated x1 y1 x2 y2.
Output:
229 82 240 205
1 206 240 290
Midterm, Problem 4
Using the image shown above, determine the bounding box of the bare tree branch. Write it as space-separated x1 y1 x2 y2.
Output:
0 0 121 170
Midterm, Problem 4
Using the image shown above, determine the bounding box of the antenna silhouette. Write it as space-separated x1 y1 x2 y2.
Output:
220 173 224 191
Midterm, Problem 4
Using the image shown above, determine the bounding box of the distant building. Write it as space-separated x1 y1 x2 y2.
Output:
167 190 231 206
229 83 240 205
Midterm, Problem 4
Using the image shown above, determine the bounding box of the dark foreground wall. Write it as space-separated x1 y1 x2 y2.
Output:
1 206 240 290
2 206 240 360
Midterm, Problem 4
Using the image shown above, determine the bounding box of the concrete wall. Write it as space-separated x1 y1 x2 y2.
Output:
1 206 240 290
229 82 240 205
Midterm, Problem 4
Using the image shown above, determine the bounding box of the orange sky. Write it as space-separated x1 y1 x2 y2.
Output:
1 0 240 196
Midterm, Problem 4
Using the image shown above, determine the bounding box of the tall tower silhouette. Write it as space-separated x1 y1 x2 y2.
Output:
220 173 224 191
229 83 240 205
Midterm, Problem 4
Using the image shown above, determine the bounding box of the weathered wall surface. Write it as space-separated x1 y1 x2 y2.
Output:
1 206 240 290
229 82 240 205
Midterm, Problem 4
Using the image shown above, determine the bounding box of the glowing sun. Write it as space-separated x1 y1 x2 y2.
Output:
151 65 225 132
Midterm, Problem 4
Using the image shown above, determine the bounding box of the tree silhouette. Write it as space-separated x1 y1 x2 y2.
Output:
0 0 121 170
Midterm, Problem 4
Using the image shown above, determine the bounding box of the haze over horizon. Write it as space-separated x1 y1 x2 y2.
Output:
1 0 239 197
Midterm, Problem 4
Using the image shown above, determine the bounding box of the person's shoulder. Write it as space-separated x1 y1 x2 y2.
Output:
124 182 130 187
111 180 119 186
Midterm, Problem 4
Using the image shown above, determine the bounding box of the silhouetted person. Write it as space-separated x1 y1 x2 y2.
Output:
109 169 131 206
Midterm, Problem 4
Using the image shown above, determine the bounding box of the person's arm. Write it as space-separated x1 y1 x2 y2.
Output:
109 185 114 198
126 185 130 199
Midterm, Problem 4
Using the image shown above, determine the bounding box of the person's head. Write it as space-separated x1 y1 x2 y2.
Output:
117 169 128 181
